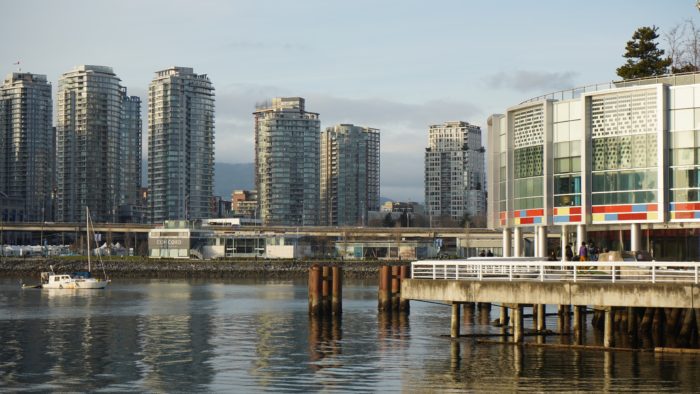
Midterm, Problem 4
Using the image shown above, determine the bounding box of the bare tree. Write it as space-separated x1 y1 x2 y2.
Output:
684 19 700 72
665 23 687 72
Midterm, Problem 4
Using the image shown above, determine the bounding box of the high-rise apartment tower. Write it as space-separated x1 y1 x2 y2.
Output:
0 72 53 222
254 97 320 226
56 65 140 223
148 67 215 223
320 124 380 226
424 121 486 224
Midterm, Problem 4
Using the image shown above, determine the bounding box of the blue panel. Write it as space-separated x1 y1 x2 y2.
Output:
670 203 676 211
553 216 567 223
533 217 542 224
632 204 647 212
604 213 618 221
695 212 700 219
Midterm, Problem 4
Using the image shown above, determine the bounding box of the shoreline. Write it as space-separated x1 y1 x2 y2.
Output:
0 257 409 280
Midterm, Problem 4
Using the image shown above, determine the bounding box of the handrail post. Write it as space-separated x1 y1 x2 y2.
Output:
456 264 459 280
612 265 615 283
432 264 436 280
478 264 483 281
540 263 544 282
573 263 577 282
695 265 698 285
443 264 447 280
509 264 512 281
652 265 655 284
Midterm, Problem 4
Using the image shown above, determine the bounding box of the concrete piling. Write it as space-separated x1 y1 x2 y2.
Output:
451 302 461 338
604 308 614 348
513 304 524 343
573 305 584 345
399 266 411 313
536 304 546 332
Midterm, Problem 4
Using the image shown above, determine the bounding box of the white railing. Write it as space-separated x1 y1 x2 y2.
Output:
411 258 700 284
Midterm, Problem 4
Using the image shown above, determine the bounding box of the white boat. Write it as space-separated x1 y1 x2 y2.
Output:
22 207 110 290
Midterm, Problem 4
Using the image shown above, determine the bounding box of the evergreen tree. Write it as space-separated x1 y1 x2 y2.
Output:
382 213 395 227
617 26 672 79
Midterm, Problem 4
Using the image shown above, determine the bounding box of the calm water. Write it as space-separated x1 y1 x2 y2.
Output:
1 277 700 392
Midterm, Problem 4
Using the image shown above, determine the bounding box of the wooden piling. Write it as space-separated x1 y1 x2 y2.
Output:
378 265 392 312
322 266 331 313
627 307 638 336
500 305 509 327
399 265 410 313
332 266 342 315
640 307 654 335
309 265 322 315
391 266 400 311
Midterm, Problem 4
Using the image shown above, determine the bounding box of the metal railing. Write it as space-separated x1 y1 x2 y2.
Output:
411 258 700 284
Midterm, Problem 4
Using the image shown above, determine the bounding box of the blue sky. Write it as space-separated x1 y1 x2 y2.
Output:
0 0 696 201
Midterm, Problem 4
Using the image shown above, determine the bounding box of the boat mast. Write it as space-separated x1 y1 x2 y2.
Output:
86 206 91 273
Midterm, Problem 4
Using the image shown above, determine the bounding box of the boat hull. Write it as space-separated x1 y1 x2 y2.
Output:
42 279 108 290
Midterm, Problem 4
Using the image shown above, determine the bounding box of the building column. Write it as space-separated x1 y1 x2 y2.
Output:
576 224 586 252
502 228 512 257
560 225 568 262
537 226 547 258
631 223 641 252
514 227 523 257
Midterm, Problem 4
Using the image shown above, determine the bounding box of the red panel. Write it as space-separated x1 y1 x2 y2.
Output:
673 203 700 211
646 204 658 212
514 210 521 218
593 205 633 213
553 208 559 215
675 211 695 219
519 217 534 225
570 207 582 215
592 206 605 213
617 213 647 221
569 215 582 222
499 211 506 219
526 209 544 217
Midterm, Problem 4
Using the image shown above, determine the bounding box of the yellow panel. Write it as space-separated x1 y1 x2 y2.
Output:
647 212 658 220
556 207 569 215
592 213 605 222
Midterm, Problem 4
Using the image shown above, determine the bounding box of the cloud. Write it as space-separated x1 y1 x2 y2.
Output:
484 70 578 93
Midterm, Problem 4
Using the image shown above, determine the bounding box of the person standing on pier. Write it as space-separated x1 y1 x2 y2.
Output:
565 243 574 261
579 242 588 261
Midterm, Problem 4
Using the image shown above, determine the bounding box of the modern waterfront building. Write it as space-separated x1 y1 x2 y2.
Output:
254 97 320 226
0 72 53 222
56 65 140 223
320 124 380 226
148 67 215 223
487 72 700 260
425 121 486 225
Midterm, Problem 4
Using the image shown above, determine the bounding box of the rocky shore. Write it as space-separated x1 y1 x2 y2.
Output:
0 257 408 280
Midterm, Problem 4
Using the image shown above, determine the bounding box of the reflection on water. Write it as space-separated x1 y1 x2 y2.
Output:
1 278 700 392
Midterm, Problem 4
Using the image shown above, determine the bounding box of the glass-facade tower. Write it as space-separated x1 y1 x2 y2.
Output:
0 72 53 222
148 67 215 223
320 124 380 226
56 65 137 223
254 97 320 226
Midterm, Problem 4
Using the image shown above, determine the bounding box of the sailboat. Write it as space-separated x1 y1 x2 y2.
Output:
25 207 110 289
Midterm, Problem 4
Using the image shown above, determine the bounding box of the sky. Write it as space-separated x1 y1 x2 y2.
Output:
0 0 697 202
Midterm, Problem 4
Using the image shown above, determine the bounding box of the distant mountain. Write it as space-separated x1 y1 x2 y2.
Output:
141 160 255 198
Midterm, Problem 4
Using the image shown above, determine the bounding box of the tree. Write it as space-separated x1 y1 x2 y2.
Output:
617 26 672 79
664 19 700 73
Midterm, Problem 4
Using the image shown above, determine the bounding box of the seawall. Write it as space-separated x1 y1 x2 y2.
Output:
0 257 404 280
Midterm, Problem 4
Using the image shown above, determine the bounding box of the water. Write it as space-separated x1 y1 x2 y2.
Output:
1 277 700 392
